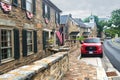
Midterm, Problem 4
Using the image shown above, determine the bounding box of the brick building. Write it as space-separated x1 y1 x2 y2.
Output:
0 0 61 74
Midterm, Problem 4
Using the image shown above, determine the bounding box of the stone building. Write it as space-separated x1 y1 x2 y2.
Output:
74 18 91 38
60 15 91 44
84 15 97 37
0 0 61 74
60 14 80 44
42 0 62 50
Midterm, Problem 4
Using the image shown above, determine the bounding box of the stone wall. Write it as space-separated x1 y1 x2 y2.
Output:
0 52 69 80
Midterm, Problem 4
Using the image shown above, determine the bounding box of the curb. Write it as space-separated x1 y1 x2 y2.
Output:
103 51 120 80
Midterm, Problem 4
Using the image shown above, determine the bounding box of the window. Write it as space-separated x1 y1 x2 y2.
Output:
12 0 18 7
22 29 37 57
21 0 36 14
26 0 33 12
55 12 60 24
42 2 50 19
27 31 33 54
0 29 13 60
84 38 100 43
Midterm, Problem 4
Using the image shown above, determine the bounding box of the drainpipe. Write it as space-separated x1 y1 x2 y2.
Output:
52 28 56 46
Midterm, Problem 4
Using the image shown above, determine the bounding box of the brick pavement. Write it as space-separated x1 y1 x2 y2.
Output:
62 49 97 80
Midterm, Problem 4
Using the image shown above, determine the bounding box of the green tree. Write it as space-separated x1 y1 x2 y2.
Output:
83 17 89 22
97 20 108 37
106 9 120 36
111 9 120 28
106 20 112 27
93 15 99 24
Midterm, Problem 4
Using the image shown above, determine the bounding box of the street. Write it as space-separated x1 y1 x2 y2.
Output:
103 38 120 72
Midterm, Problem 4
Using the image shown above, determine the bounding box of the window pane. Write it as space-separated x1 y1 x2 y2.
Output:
1 48 12 59
27 45 32 53
27 31 32 43
7 30 11 46
27 31 33 54
26 0 33 12
45 5 48 14
56 13 59 23
1 30 7 41
1 30 11 47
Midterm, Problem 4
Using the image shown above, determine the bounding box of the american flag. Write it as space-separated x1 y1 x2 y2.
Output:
56 27 63 45
1 2 11 12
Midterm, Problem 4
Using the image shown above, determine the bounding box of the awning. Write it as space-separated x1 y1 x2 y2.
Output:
82 32 90 36
69 32 79 36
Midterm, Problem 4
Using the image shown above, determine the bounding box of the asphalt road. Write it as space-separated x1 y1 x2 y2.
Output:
103 39 120 72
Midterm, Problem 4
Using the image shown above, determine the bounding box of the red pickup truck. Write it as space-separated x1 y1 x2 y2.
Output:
81 37 103 58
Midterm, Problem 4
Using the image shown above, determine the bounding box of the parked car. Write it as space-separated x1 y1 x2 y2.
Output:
80 37 103 58
105 36 112 39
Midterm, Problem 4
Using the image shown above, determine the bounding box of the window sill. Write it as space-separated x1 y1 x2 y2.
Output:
27 52 34 56
1 58 15 64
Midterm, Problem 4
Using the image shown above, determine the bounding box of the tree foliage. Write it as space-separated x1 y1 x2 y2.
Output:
104 9 120 37
84 17 89 22
111 9 120 28
97 20 107 36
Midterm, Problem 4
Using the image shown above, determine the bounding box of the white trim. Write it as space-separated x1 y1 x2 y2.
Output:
43 29 52 32
43 29 52 39
1 58 14 64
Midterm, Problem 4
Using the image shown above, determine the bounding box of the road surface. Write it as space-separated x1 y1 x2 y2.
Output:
103 39 120 72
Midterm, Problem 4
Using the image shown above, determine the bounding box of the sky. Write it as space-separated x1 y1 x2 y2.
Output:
50 0 120 19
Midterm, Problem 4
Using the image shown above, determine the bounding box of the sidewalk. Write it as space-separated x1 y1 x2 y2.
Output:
62 48 107 80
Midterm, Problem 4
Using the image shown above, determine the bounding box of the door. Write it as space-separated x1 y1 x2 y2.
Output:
42 31 49 50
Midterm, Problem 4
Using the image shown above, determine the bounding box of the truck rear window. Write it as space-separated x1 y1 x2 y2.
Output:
84 38 100 43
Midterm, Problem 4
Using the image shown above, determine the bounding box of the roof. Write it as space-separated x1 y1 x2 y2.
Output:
74 18 87 28
44 0 62 12
74 18 89 28
69 31 79 36
84 23 96 29
60 15 78 25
